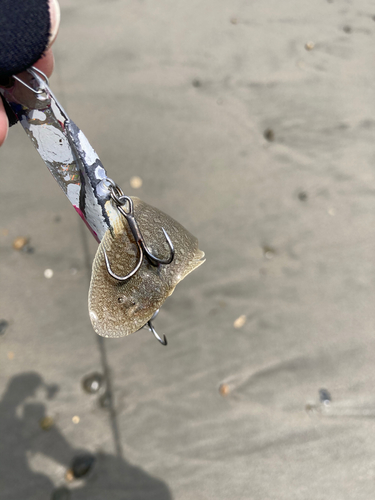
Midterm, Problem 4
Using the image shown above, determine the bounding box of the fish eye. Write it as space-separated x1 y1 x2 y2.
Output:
117 297 137 307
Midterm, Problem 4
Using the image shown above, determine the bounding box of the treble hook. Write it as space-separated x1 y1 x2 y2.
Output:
104 190 174 281
135 309 167 345
147 319 168 346
118 196 174 266
104 245 143 281
142 309 167 346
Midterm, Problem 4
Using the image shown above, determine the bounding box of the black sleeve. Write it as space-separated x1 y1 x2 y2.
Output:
0 0 51 125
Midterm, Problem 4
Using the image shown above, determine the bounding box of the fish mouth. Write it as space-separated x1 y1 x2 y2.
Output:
197 250 206 263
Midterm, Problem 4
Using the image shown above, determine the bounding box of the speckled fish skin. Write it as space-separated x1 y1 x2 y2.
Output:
88 197 205 338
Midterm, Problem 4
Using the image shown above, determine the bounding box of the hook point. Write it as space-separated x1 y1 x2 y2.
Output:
148 320 168 346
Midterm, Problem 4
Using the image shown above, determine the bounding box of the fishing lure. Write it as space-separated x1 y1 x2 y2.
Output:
0 68 205 345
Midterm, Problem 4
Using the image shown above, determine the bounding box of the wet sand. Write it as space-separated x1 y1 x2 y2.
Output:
1 1 375 498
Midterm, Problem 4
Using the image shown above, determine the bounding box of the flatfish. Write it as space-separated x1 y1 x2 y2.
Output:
89 197 205 337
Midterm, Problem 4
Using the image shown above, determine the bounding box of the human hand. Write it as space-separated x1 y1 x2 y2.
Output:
0 0 60 146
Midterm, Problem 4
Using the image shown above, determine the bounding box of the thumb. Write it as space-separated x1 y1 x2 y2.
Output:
48 0 60 49
0 0 61 144
33 0 60 78
0 0 60 79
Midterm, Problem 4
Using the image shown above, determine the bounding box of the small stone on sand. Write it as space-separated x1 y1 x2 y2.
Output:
233 315 247 329
13 236 29 250
44 269 54 279
264 128 275 142
40 416 54 430
65 469 74 482
130 176 143 189
219 383 230 396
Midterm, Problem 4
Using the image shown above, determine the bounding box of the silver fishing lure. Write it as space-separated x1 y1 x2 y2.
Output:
0 68 205 345
1 68 113 241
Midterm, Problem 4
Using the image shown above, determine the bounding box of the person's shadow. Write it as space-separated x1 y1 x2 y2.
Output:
0 372 172 500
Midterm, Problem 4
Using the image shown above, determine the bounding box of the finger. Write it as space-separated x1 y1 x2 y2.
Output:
0 0 60 146
0 99 9 146
32 0 60 78
34 48 55 78
48 0 60 48
2 49 54 146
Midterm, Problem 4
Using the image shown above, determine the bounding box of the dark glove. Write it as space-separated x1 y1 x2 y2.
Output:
0 0 51 125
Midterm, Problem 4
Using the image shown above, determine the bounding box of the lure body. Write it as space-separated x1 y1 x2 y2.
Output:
0 69 113 241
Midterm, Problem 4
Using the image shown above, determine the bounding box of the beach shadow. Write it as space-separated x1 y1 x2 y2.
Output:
71 452 172 500
0 372 172 500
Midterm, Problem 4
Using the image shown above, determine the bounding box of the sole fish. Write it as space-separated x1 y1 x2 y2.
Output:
89 197 205 338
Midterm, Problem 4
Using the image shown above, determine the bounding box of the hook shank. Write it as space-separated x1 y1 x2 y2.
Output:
104 192 174 282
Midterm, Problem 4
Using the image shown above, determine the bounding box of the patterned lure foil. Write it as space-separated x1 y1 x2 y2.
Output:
0 69 113 241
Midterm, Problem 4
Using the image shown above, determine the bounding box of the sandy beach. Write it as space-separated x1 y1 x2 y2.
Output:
1 0 375 498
